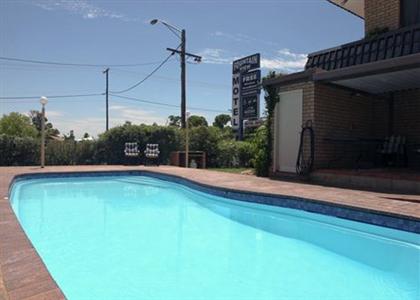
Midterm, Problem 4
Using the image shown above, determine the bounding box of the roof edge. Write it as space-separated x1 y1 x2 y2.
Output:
327 0 364 19
262 69 317 87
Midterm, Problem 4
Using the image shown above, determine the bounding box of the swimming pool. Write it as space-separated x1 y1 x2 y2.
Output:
10 174 420 300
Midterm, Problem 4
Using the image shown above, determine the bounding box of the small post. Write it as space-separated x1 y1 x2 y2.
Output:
103 68 110 131
39 96 48 168
185 111 190 168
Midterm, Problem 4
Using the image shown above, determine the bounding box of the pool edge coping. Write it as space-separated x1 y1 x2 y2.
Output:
1 168 420 299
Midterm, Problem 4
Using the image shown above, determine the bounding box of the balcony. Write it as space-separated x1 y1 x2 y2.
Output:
305 24 420 71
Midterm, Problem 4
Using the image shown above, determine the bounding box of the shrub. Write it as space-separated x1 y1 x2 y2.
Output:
187 126 236 167
0 122 262 169
252 126 270 176
237 141 255 167
75 140 97 165
216 140 240 167
0 134 39 166
95 124 181 165
45 140 77 165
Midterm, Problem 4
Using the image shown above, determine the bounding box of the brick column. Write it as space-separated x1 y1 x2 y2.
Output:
365 0 400 35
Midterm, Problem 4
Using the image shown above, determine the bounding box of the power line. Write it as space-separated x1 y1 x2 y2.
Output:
0 56 165 68
0 93 103 100
110 45 180 94
0 93 229 113
110 94 229 113
112 67 230 90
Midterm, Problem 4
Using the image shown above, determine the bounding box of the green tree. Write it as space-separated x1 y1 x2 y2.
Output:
0 112 38 138
64 130 75 141
213 114 231 129
83 132 90 139
29 110 60 139
188 115 208 127
167 115 181 127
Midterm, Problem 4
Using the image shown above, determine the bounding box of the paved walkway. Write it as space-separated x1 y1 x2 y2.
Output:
1 165 419 299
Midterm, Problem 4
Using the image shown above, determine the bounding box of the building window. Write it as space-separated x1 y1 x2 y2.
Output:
401 0 420 26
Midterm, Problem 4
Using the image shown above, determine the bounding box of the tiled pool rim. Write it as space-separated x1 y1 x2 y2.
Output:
9 170 420 234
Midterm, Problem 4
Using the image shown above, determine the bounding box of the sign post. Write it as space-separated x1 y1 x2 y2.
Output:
232 53 261 140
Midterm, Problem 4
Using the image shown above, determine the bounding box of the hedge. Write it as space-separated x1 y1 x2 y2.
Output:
0 124 260 169
0 134 39 166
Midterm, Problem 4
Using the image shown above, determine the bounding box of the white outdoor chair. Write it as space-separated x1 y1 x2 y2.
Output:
124 142 140 165
144 144 160 166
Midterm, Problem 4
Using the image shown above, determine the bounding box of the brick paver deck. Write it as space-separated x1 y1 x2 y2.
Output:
1 165 419 299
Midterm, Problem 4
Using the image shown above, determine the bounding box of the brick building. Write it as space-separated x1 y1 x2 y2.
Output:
263 0 420 183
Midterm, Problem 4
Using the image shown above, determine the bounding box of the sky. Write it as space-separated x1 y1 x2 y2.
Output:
0 0 363 138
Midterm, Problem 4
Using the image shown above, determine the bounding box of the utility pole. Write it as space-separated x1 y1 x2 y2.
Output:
166 45 202 128
103 68 109 131
181 29 186 128
150 19 201 168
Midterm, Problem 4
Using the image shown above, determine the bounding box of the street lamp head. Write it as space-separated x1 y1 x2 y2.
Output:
40 96 48 105
150 19 159 25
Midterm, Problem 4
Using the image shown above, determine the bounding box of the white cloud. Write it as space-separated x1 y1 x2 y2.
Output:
45 110 63 118
261 48 307 72
33 0 138 22
197 48 233 65
198 47 307 72
212 31 249 43
211 31 278 47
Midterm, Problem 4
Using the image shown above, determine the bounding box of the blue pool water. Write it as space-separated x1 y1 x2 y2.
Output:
10 175 420 300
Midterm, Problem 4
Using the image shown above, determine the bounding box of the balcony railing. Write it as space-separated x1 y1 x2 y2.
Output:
305 24 420 71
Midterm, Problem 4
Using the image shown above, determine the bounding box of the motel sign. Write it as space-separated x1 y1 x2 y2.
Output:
231 54 261 138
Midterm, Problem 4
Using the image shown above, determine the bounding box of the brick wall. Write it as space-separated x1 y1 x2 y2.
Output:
270 80 419 172
394 89 420 167
372 98 390 138
365 0 401 35
313 84 376 169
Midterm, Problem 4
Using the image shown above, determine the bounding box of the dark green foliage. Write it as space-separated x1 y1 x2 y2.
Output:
254 71 280 177
252 126 270 176
44 140 97 165
213 114 231 129
1 121 261 169
0 113 38 138
188 126 223 166
187 126 254 168
215 140 254 168
167 115 181 127
0 134 39 166
45 140 77 165
75 141 97 165
96 123 182 165
188 115 208 127
29 110 60 139
237 141 255 167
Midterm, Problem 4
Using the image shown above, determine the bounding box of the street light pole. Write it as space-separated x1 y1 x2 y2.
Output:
150 19 201 129
39 96 48 168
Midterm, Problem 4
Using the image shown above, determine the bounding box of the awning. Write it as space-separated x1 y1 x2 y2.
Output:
328 0 364 19
313 53 420 94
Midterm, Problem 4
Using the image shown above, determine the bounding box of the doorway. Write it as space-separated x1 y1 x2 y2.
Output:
274 90 303 173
